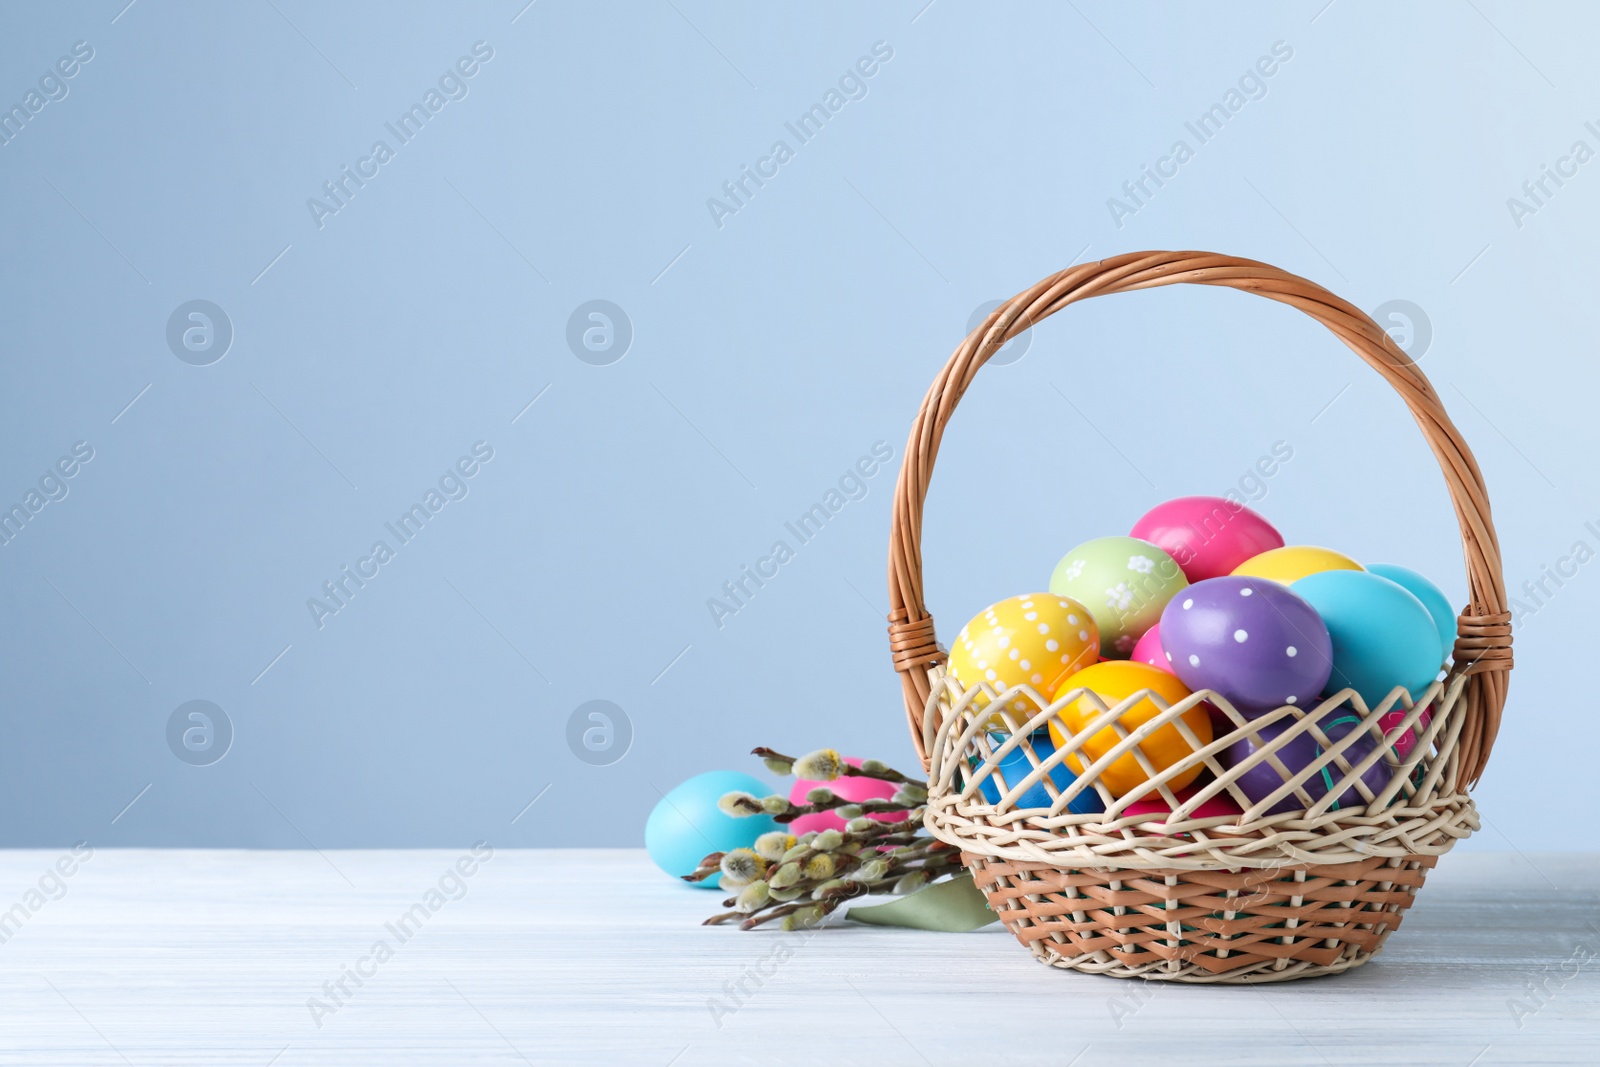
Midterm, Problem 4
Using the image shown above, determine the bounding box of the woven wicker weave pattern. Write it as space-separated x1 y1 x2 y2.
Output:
883 252 1512 981
921 667 1476 977
966 852 1437 982
925 673 1477 870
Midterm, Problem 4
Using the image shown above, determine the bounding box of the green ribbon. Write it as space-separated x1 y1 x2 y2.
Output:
844 871 998 931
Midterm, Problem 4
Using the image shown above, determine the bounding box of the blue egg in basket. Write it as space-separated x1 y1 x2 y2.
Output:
1366 562 1458 667
1292 569 1443 708
975 730 1105 814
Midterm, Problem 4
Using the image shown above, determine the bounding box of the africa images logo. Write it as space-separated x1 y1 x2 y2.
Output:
305 41 495 229
307 442 494 629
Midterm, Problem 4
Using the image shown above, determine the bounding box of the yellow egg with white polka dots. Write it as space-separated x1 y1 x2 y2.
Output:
946 594 1100 734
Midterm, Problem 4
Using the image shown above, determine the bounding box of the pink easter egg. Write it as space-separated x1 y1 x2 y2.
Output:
1130 621 1235 734
1377 705 1433 759
1130 623 1174 674
788 757 906 835
1122 787 1244 830
1131 496 1285 583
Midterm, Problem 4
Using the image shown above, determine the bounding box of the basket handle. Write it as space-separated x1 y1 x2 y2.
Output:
886 251 1512 784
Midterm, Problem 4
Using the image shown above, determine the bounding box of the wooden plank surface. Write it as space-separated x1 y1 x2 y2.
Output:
0 848 1595 1065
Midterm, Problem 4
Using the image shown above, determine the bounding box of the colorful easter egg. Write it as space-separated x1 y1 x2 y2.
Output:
1367 563 1457 666
1130 623 1173 674
1223 709 1394 815
974 730 1105 814
1232 545 1362 585
1377 705 1434 760
1119 786 1246 855
1121 786 1244 830
947 594 1099 732
645 771 780 890
1292 570 1443 707
1159 576 1333 714
789 757 907 835
1048 660 1212 799
1050 536 1189 658
1130 495 1285 582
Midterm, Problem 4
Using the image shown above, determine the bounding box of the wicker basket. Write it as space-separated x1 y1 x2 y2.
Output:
885 251 1513 982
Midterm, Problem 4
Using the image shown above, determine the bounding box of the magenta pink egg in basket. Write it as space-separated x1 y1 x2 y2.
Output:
1130 621 1174 674
1131 495 1286 583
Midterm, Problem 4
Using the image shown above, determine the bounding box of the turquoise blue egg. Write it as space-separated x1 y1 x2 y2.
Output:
976 731 1104 814
1367 563 1457 666
645 770 779 890
1291 570 1442 708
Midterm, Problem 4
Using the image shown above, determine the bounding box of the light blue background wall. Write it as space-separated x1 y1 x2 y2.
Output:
1 1 1593 850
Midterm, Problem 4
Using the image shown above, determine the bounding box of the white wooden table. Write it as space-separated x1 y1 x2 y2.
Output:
0 849 1594 1065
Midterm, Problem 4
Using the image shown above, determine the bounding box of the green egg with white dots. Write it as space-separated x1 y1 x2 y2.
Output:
1049 535 1189 658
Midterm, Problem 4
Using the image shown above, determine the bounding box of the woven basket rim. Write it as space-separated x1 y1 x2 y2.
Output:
923 667 1478 871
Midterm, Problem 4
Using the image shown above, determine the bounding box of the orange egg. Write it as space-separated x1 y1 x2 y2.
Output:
1047 660 1212 799
947 594 1099 733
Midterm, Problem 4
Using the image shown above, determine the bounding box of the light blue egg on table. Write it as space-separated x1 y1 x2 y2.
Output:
645 770 779 889
1366 562 1457 666
1291 569 1442 708
976 731 1104 815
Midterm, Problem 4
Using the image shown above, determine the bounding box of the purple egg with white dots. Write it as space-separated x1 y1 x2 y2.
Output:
1159 576 1333 714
